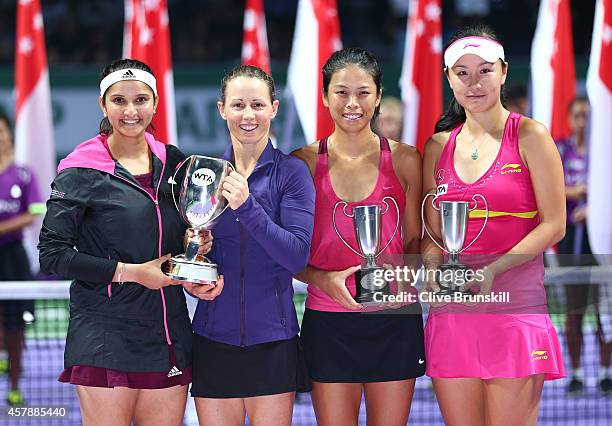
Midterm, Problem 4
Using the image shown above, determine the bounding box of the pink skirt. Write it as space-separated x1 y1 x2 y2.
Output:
425 313 565 380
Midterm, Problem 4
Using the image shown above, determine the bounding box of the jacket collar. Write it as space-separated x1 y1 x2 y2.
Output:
222 140 275 173
57 132 167 174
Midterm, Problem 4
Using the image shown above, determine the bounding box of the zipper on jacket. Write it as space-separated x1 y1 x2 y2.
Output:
107 255 112 298
238 217 246 347
274 278 287 327
112 166 173 346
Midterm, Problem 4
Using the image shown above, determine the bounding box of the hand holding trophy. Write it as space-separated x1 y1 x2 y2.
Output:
421 192 488 295
165 155 233 284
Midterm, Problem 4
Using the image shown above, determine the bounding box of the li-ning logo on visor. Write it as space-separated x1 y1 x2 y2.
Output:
191 168 216 187
501 163 522 175
121 70 136 79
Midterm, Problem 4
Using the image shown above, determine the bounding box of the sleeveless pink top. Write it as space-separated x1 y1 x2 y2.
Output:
434 112 547 312
306 137 407 312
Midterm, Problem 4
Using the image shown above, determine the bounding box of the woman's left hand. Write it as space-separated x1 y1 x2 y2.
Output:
457 266 496 305
221 171 250 210
182 275 225 300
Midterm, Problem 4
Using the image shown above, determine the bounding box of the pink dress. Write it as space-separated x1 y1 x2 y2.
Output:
425 112 566 379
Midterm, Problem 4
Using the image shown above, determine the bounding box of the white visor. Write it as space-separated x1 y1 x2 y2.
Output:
444 36 505 69
99 68 158 97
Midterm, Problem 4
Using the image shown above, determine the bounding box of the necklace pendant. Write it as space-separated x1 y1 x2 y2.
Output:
471 149 479 160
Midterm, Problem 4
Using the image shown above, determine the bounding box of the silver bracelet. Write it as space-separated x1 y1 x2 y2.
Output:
117 263 126 285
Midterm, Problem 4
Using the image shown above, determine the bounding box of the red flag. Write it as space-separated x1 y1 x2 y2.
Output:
400 0 442 153
287 0 342 142
530 0 576 140
241 0 271 73
14 0 56 269
586 0 612 255
124 0 177 146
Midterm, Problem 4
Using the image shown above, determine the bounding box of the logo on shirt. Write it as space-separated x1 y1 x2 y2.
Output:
531 350 548 361
501 163 522 174
10 184 22 199
191 168 216 187
436 169 446 184
436 184 448 196
0 200 20 214
50 189 65 199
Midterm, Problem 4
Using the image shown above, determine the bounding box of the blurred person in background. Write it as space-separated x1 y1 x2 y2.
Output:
374 95 403 142
0 110 43 406
556 97 612 396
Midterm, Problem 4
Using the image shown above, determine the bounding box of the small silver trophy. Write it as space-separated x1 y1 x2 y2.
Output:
333 196 400 304
165 155 233 284
421 193 488 295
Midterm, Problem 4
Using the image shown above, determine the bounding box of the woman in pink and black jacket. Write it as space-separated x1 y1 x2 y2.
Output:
38 59 221 426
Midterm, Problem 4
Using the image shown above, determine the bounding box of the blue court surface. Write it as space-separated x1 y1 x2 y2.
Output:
0 330 609 425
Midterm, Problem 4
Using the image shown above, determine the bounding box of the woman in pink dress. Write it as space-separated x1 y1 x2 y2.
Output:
422 24 566 425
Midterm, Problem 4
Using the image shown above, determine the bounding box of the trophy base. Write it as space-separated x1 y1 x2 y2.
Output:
436 263 471 296
355 267 389 305
165 255 218 285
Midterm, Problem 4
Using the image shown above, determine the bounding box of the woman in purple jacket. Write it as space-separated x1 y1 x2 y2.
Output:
190 65 315 425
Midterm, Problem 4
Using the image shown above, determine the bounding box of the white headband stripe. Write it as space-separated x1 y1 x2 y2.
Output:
99 68 158 97
444 36 505 68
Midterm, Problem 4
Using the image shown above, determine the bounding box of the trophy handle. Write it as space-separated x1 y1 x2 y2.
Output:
171 155 192 214
213 160 236 217
421 192 448 253
332 201 364 258
376 196 400 256
460 194 489 253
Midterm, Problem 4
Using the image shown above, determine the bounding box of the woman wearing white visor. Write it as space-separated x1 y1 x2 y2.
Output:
421 25 566 425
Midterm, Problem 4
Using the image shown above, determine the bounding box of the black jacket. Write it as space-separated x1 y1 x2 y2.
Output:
39 133 191 373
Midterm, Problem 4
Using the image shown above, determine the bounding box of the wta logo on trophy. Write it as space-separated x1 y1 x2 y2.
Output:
191 168 216 187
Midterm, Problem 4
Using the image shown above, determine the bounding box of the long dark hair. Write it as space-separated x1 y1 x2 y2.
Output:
434 24 506 133
98 58 156 136
322 47 383 119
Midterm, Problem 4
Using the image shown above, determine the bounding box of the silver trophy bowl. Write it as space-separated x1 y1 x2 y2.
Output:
333 196 400 304
422 193 488 294
440 201 469 262
165 155 233 284
353 204 382 270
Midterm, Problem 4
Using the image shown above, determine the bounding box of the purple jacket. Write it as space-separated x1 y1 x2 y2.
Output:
192 141 315 347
